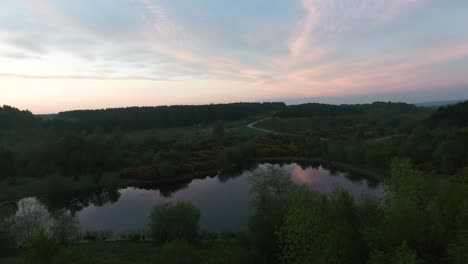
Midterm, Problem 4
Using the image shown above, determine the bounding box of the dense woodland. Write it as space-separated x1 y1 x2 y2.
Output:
57 103 285 131
1 100 468 263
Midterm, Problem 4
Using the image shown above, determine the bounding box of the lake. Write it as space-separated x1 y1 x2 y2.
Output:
13 162 384 236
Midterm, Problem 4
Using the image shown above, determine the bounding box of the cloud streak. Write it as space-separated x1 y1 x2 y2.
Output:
1 0 467 113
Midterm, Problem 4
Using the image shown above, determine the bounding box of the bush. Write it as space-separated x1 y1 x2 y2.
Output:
149 202 200 243
0 218 14 251
12 198 50 246
119 230 146 242
82 230 113 241
51 211 80 245
22 230 61 264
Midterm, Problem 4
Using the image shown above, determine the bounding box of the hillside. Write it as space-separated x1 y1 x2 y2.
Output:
426 100 468 128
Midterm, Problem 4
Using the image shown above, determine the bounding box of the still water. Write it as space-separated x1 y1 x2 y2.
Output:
16 163 384 235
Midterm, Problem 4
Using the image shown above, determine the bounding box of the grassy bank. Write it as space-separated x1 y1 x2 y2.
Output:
0 241 210 264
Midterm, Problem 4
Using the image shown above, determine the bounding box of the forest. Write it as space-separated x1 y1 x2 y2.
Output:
0 100 468 263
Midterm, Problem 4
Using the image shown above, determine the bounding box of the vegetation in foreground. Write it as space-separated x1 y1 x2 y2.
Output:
1 160 468 264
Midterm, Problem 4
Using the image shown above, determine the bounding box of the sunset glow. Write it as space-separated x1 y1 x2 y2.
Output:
1 0 468 113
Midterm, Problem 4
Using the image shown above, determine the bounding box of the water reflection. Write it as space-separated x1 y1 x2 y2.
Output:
9 163 383 235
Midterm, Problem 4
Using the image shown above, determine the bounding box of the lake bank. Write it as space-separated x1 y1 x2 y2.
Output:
0 158 384 204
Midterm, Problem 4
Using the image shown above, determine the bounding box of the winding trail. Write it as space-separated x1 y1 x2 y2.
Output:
247 117 280 135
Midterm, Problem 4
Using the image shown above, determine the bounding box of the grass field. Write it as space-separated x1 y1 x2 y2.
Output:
0 241 209 264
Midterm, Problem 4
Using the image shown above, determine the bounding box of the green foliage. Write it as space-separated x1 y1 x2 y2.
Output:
0 105 41 130
386 158 429 204
369 242 421 264
51 211 80 245
219 142 256 172
149 202 200 243
158 161 178 178
279 188 367 264
12 198 50 247
0 148 16 179
426 100 468 128
433 138 466 174
448 232 468 264
22 230 61 264
58 103 285 131
248 166 295 264
0 212 14 251
402 127 434 163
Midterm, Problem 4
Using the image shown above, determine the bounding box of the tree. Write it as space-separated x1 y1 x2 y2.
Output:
369 242 421 264
12 198 50 246
248 166 295 264
0 148 15 179
279 188 367 264
433 139 465 175
149 202 200 243
50 211 80 245
0 204 15 251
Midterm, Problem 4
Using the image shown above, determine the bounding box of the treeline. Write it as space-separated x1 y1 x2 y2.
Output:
275 102 425 118
0 106 41 130
259 102 433 138
426 100 468 128
57 103 285 131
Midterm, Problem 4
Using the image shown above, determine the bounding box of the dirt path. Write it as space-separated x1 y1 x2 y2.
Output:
247 117 280 135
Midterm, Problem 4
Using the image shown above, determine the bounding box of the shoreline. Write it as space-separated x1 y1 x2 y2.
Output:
0 158 384 204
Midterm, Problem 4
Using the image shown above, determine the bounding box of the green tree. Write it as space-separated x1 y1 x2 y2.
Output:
248 166 295 264
433 139 465 175
149 202 200 243
51 211 80 245
279 188 367 264
0 148 15 179
369 242 421 264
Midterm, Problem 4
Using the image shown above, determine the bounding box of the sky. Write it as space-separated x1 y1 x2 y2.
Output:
1 0 468 114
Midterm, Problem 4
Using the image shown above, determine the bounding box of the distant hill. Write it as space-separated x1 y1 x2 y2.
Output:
0 105 41 130
57 102 286 131
415 99 466 108
275 101 425 118
426 100 468 128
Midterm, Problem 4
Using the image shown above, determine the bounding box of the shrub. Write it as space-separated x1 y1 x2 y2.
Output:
12 198 50 246
22 230 61 264
0 218 14 251
149 202 200 243
82 230 113 241
51 211 80 245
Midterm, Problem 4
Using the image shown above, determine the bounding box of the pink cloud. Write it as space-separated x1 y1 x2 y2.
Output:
253 41 468 99
289 0 319 57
